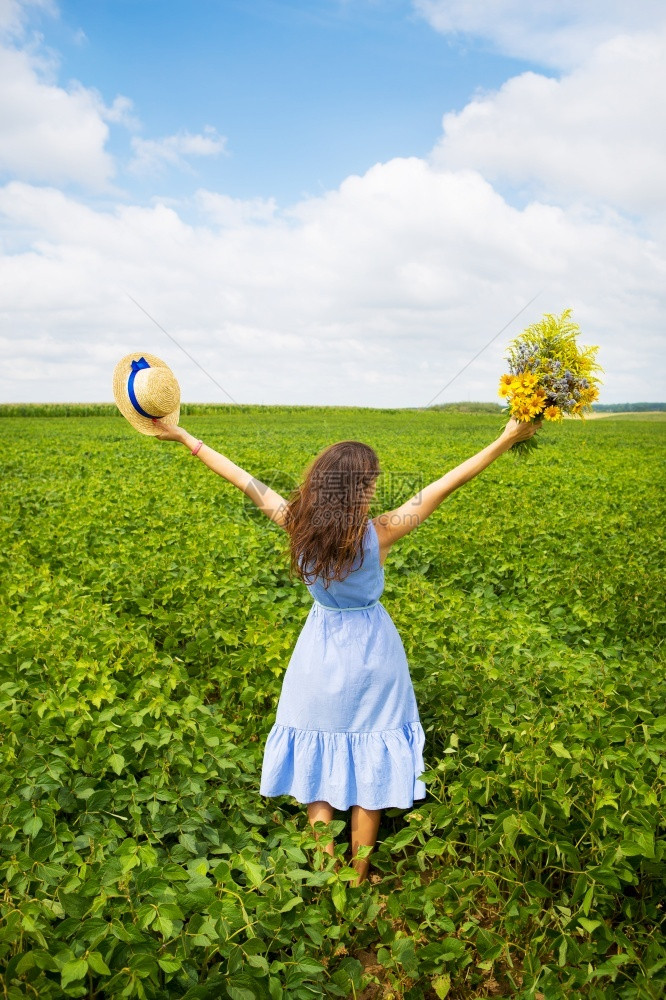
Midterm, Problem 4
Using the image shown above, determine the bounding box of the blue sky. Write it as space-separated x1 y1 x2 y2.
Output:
0 0 664 405
45 0 540 205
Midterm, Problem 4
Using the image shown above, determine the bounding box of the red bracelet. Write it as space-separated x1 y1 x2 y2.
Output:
191 439 203 456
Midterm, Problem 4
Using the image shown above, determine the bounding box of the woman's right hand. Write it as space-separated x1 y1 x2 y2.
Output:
151 418 187 443
501 416 542 444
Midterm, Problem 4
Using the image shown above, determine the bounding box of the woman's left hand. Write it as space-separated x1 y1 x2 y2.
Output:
501 416 543 444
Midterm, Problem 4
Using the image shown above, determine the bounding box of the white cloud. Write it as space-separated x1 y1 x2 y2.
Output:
0 0 54 38
0 44 118 188
431 29 666 222
195 190 278 227
128 126 227 176
414 0 666 68
0 160 663 406
0 1 135 191
102 95 140 130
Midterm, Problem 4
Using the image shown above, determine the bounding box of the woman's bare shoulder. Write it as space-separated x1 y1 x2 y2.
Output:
370 515 394 564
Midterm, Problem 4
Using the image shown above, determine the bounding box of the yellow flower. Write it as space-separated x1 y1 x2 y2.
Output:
515 391 544 417
511 385 531 400
497 373 514 398
543 405 561 421
511 374 540 399
511 401 534 422
531 389 547 410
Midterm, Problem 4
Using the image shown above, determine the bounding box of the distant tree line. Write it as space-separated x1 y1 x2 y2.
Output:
0 401 663 417
0 402 414 417
590 402 666 412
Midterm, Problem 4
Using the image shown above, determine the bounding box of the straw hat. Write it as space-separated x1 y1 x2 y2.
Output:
112 352 180 436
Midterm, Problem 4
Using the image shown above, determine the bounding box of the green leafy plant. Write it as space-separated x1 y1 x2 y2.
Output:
1 408 664 999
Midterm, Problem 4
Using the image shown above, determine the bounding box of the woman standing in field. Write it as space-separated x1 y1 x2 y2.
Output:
152 414 539 884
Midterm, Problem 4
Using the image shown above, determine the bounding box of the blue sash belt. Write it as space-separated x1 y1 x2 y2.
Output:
313 598 379 611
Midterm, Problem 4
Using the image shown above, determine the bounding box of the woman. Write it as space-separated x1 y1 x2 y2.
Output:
152 414 540 884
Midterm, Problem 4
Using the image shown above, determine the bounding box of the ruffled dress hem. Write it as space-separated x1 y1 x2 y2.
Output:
259 719 427 811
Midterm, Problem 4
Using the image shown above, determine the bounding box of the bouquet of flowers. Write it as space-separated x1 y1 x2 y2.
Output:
498 309 603 454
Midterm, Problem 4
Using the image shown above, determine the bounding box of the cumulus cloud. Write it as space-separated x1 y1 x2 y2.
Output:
128 127 227 176
431 29 666 222
0 1 136 190
0 160 663 405
0 44 117 189
414 0 666 68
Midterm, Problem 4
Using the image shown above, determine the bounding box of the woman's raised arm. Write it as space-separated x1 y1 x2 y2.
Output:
373 417 541 554
152 419 288 529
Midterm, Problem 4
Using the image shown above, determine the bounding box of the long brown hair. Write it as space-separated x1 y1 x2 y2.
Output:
284 440 381 588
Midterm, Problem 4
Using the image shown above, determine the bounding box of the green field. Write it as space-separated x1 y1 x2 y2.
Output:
1 410 664 1000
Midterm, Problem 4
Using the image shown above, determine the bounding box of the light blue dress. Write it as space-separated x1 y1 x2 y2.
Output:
260 519 427 811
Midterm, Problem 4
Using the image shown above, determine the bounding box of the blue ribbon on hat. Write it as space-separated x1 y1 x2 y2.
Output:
127 357 159 419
